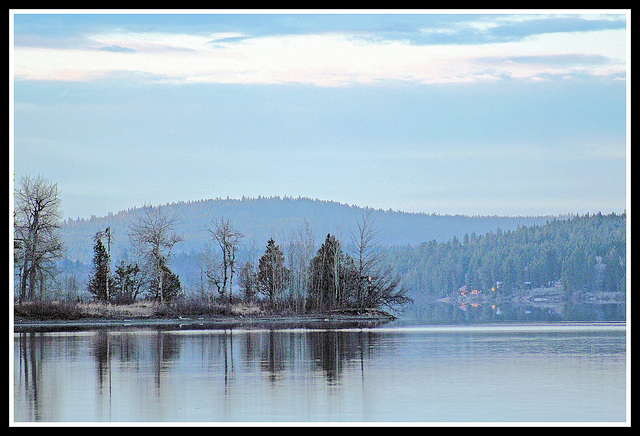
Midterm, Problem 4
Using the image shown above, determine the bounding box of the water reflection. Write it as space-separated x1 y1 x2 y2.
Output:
405 301 626 325
14 328 384 421
15 332 42 421
13 325 626 422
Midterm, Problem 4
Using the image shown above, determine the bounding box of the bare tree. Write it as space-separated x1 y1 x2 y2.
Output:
286 219 316 310
14 175 64 301
206 217 243 303
350 209 382 309
128 206 182 304
238 260 257 302
350 209 412 312
199 247 225 300
362 264 412 312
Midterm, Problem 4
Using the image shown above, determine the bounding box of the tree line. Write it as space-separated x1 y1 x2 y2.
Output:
391 211 626 299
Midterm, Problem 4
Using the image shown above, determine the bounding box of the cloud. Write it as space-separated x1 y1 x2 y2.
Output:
13 19 627 86
473 15 625 42
98 45 136 53
414 14 626 45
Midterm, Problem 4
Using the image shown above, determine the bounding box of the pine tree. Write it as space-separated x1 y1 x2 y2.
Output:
149 259 182 302
307 234 345 311
256 238 290 306
112 260 144 303
87 236 112 301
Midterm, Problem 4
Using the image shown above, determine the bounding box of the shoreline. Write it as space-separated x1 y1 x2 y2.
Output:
13 315 626 334
13 311 398 332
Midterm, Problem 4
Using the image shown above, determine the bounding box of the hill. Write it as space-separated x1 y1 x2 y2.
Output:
59 196 562 265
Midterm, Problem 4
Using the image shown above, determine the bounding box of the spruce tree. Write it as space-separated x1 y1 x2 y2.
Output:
149 259 182 303
307 234 345 311
87 237 112 301
256 238 289 306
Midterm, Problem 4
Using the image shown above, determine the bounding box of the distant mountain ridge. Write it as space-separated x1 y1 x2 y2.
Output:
60 196 565 265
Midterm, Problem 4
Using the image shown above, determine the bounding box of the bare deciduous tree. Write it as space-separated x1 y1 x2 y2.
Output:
350 209 412 312
286 219 316 311
128 206 182 304
238 260 257 302
199 247 225 300
206 217 243 303
14 175 64 301
350 209 382 309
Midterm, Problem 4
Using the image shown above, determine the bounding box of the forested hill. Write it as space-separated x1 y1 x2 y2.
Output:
392 211 626 300
60 196 561 264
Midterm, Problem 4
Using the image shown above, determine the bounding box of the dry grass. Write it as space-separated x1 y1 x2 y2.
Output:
15 299 266 320
229 302 263 317
77 301 157 318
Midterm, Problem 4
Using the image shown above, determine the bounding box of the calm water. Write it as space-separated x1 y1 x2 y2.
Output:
13 323 627 423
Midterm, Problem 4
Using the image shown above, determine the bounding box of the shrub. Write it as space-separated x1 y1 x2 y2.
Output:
14 300 83 320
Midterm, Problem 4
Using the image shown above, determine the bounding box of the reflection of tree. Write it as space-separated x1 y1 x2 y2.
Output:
90 329 182 409
91 330 114 420
249 329 381 386
15 333 44 421
220 332 235 395
155 333 180 364
92 331 110 390
309 331 342 384
259 330 288 383
15 328 389 421
92 330 182 366
307 330 376 385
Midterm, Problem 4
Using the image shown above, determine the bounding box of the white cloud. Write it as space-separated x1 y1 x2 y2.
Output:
87 31 247 52
13 27 626 86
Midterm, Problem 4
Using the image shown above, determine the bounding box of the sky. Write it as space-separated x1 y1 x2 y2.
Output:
10 10 629 220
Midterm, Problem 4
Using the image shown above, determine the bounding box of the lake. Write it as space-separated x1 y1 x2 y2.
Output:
13 322 627 424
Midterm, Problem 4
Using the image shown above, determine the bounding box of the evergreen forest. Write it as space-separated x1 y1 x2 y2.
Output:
390 212 626 300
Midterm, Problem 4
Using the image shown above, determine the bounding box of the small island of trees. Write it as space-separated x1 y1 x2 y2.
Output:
13 175 410 320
